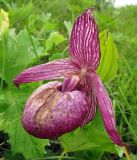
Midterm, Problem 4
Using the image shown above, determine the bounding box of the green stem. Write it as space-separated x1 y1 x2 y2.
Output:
118 102 137 141
58 151 65 160
0 36 7 92
121 56 132 76
26 26 39 62
62 46 68 57
106 84 137 142
45 0 59 12
124 146 131 160
119 87 133 113
119 86 137 120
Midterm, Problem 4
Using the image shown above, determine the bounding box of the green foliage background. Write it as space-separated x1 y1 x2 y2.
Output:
0 0 137 159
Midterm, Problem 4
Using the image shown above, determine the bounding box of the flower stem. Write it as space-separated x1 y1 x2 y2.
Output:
0 35 7 92
26 26 39 62
124 146 131 160
58 151 65 160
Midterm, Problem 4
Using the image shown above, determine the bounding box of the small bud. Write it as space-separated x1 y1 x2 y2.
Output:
0 9 9 37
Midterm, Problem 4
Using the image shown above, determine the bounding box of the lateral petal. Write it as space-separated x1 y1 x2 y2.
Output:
69 9 100 70
13 59 78 87
81 94 98 127
89 72 123 146
79 77 98 127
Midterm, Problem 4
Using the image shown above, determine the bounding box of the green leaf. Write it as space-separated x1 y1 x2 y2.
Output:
45 32 65 51
97 30 118 82
64 21 72 37
49 52 64 61
0 85 48 159
60 111 115 153
129 114 137 143
115 145 124 157
0 29 43 85
130 154 137 160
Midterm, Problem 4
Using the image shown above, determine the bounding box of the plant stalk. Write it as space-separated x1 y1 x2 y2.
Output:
124 146 131 160
58 151 65 160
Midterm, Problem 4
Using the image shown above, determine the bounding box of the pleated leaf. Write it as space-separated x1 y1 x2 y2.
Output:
60 111 116 153
0 85 48 159
0 29 43 85
97 30 118 82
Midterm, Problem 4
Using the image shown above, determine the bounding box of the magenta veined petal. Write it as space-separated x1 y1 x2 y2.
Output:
88 72 123 146
13 59 78 87
69 9 100 70
79 77 98 127
81 93 98 127
62 75 80 92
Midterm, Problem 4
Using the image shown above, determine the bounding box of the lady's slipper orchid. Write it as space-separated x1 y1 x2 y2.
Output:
14 9 123 146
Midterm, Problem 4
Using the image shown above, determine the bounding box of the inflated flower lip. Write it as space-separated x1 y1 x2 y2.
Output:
22 81 89 139
13 9 123 146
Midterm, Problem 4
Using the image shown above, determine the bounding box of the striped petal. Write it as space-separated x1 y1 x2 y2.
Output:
62 75 80 92
79 77 98 127
13 59 78 87
69 9 100 70
89 72 123 146
81 95 98 127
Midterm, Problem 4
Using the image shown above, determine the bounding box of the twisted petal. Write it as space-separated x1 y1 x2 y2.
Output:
69 9 100 70
81 93 98 127
89 72 123 146
79 77 98 127
13 59 78 87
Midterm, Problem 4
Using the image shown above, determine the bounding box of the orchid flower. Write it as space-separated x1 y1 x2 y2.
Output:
13 9 123 146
